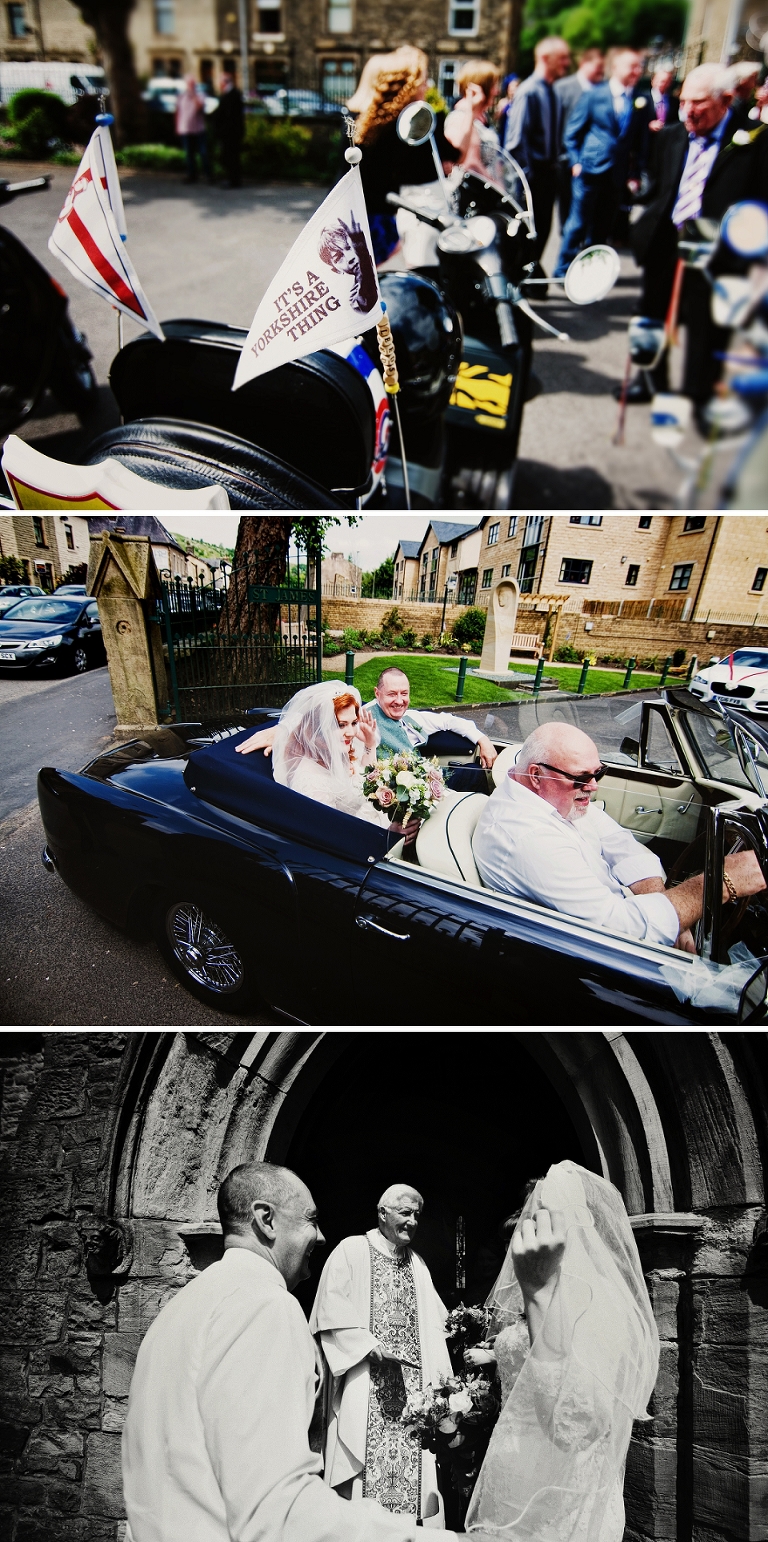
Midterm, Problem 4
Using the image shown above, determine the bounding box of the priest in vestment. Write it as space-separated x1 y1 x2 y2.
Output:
309 1185 452 1524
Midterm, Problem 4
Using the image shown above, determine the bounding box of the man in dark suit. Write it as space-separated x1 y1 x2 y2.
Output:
554 48 653 275
623 63 768 410
555 48 605 227
505 35 572 269
215 68 245 189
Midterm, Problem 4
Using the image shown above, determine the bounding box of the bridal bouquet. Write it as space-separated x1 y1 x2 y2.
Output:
362 751 445 826
401 1370 500 1497
444 1304 490 1356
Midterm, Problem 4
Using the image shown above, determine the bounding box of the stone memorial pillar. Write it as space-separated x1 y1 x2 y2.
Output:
479 576 520 674
87 531 167 732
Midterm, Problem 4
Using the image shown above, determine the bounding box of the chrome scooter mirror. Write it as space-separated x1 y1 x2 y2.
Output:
721 200 768 259
396 101 436 147
396 101 452 211
564 244 621 304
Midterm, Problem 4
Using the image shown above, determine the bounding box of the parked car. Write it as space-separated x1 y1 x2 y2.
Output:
55 583 88 596
36 689 768 1025
0 595 104 674
263 89 344 117
0 583 45 617
690 649 768 717
141 77 218 116
0 62 105 108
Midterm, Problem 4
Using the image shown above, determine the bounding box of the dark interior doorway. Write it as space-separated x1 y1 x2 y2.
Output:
285 1033 590 1318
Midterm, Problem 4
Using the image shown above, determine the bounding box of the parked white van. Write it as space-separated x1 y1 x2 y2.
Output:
0 62 106 107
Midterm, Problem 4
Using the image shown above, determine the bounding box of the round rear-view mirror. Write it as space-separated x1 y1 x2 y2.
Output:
397 101 436 147
564 244 620 304
721 200 768 259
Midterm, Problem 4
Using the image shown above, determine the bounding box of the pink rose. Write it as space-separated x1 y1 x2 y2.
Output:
377 786 396 807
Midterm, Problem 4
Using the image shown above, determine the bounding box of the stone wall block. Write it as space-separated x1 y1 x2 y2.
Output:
130 1220 190 1280
692 1446 748 1536
102 1334 142 1400
41 1392 101 1432
67 1291 118 1335
0 1422 32 1459
646 1273 681 1341
80 1433 125 1520
692 1357 748 1453
693 1277 766 1345
648 1342 678 1435
21 1427 84 1481
102 1398 128 1435
624 1436 677 1541
115 1280 179 1336
1 1296 66 1348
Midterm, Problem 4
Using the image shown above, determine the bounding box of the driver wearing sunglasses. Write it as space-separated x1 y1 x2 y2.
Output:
473 720 765 949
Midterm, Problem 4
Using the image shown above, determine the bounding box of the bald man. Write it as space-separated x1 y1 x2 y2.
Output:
472 721 765 946
122 1163 445 1542
309 1185 452 1524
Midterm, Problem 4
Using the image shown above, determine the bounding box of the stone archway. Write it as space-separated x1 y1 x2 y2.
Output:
97 1031 766 1542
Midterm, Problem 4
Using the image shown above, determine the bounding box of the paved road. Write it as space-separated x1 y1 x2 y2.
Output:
0 667 278 1027
0 162 701 508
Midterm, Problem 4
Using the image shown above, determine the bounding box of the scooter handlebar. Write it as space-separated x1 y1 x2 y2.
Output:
0 175 50 205
385 192 450 230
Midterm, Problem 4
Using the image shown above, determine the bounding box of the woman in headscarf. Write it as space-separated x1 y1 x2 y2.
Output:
464 1162 659 1542
268 679 389 826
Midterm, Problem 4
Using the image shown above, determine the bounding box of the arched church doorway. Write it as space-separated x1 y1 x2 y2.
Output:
271 1033 590 1315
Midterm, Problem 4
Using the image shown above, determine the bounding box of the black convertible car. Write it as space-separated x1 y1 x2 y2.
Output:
37 689 768 1025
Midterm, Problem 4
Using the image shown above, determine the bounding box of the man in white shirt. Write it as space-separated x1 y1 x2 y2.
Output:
122 1162 450 1542
472 721 764 946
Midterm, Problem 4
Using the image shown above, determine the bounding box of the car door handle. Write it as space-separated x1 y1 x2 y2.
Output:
356 916 411 941
634 805 662 815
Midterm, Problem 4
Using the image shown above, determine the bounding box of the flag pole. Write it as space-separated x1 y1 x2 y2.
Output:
95 95 125 357
344 125 411 511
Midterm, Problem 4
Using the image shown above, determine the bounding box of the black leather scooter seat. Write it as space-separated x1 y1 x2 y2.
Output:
83 418 346 509
110 320 376 496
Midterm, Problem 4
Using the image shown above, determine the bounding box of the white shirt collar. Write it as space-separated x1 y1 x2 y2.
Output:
367 1226 409 1259
609 75 630 100
222 1243 288 1288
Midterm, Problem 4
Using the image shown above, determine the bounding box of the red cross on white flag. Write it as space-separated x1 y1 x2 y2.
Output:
233 165 382 389
48 127 163 339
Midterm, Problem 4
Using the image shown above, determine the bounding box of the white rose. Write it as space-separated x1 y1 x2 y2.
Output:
396 770 417 787
732 129 752 145
634 96 647 109
448 1390 474 1416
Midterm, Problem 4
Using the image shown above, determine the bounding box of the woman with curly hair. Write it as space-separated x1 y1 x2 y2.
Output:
348 48 459 264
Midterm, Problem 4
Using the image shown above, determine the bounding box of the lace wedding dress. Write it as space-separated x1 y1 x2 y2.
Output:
465 1163 659 1542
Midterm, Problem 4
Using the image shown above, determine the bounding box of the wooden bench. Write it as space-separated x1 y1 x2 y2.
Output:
508 632 543 660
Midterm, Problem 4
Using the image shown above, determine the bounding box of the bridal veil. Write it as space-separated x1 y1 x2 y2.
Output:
466 1161 659 1542
272 680 362 790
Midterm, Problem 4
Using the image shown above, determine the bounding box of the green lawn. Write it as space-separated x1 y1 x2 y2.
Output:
324 654 664 708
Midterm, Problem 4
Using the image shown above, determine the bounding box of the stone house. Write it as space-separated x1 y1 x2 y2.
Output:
415 519 485 606
1 0 515 99
0 513 91 589
392 539 421 601
0 1030 766 1542
85 515 190 581
470 514 768 622
321 551 362 597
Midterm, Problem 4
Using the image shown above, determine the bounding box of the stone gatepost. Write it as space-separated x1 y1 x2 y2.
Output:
479 577 520 673
88 532 168 734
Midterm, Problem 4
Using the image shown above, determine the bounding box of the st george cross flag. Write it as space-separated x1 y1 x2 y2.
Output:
233 164 382 389
49 127 163 339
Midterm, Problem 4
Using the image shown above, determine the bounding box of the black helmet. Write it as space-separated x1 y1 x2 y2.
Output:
375 272 462 421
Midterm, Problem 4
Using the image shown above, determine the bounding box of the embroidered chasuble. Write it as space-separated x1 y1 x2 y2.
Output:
364 1241 422 1513
308 1229 453 1524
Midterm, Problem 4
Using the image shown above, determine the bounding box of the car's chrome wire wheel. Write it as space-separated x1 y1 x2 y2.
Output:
73 646 88 673
166 902 244 994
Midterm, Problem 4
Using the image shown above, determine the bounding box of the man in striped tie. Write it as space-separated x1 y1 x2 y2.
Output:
622 63 768 415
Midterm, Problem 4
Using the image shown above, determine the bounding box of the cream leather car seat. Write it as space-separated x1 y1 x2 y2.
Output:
415 789 488 887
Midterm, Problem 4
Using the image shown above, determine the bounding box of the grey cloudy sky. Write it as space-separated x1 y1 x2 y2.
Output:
163 514 430 570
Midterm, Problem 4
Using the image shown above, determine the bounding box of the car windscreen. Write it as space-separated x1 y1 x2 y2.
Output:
3 600 81 622
679 709 755 792
729 651 768 669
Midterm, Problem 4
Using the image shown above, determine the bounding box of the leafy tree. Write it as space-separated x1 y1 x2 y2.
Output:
361 554 395 599
519 0 686 67
0 554 25 583
219 516 360 636
71 0 144 146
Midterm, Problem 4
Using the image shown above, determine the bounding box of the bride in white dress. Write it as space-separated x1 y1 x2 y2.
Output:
270 680 390 827
464 1162 660 1542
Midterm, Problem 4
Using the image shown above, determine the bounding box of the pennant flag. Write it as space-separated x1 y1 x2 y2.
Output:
233 165 382 389
49 127 163 339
